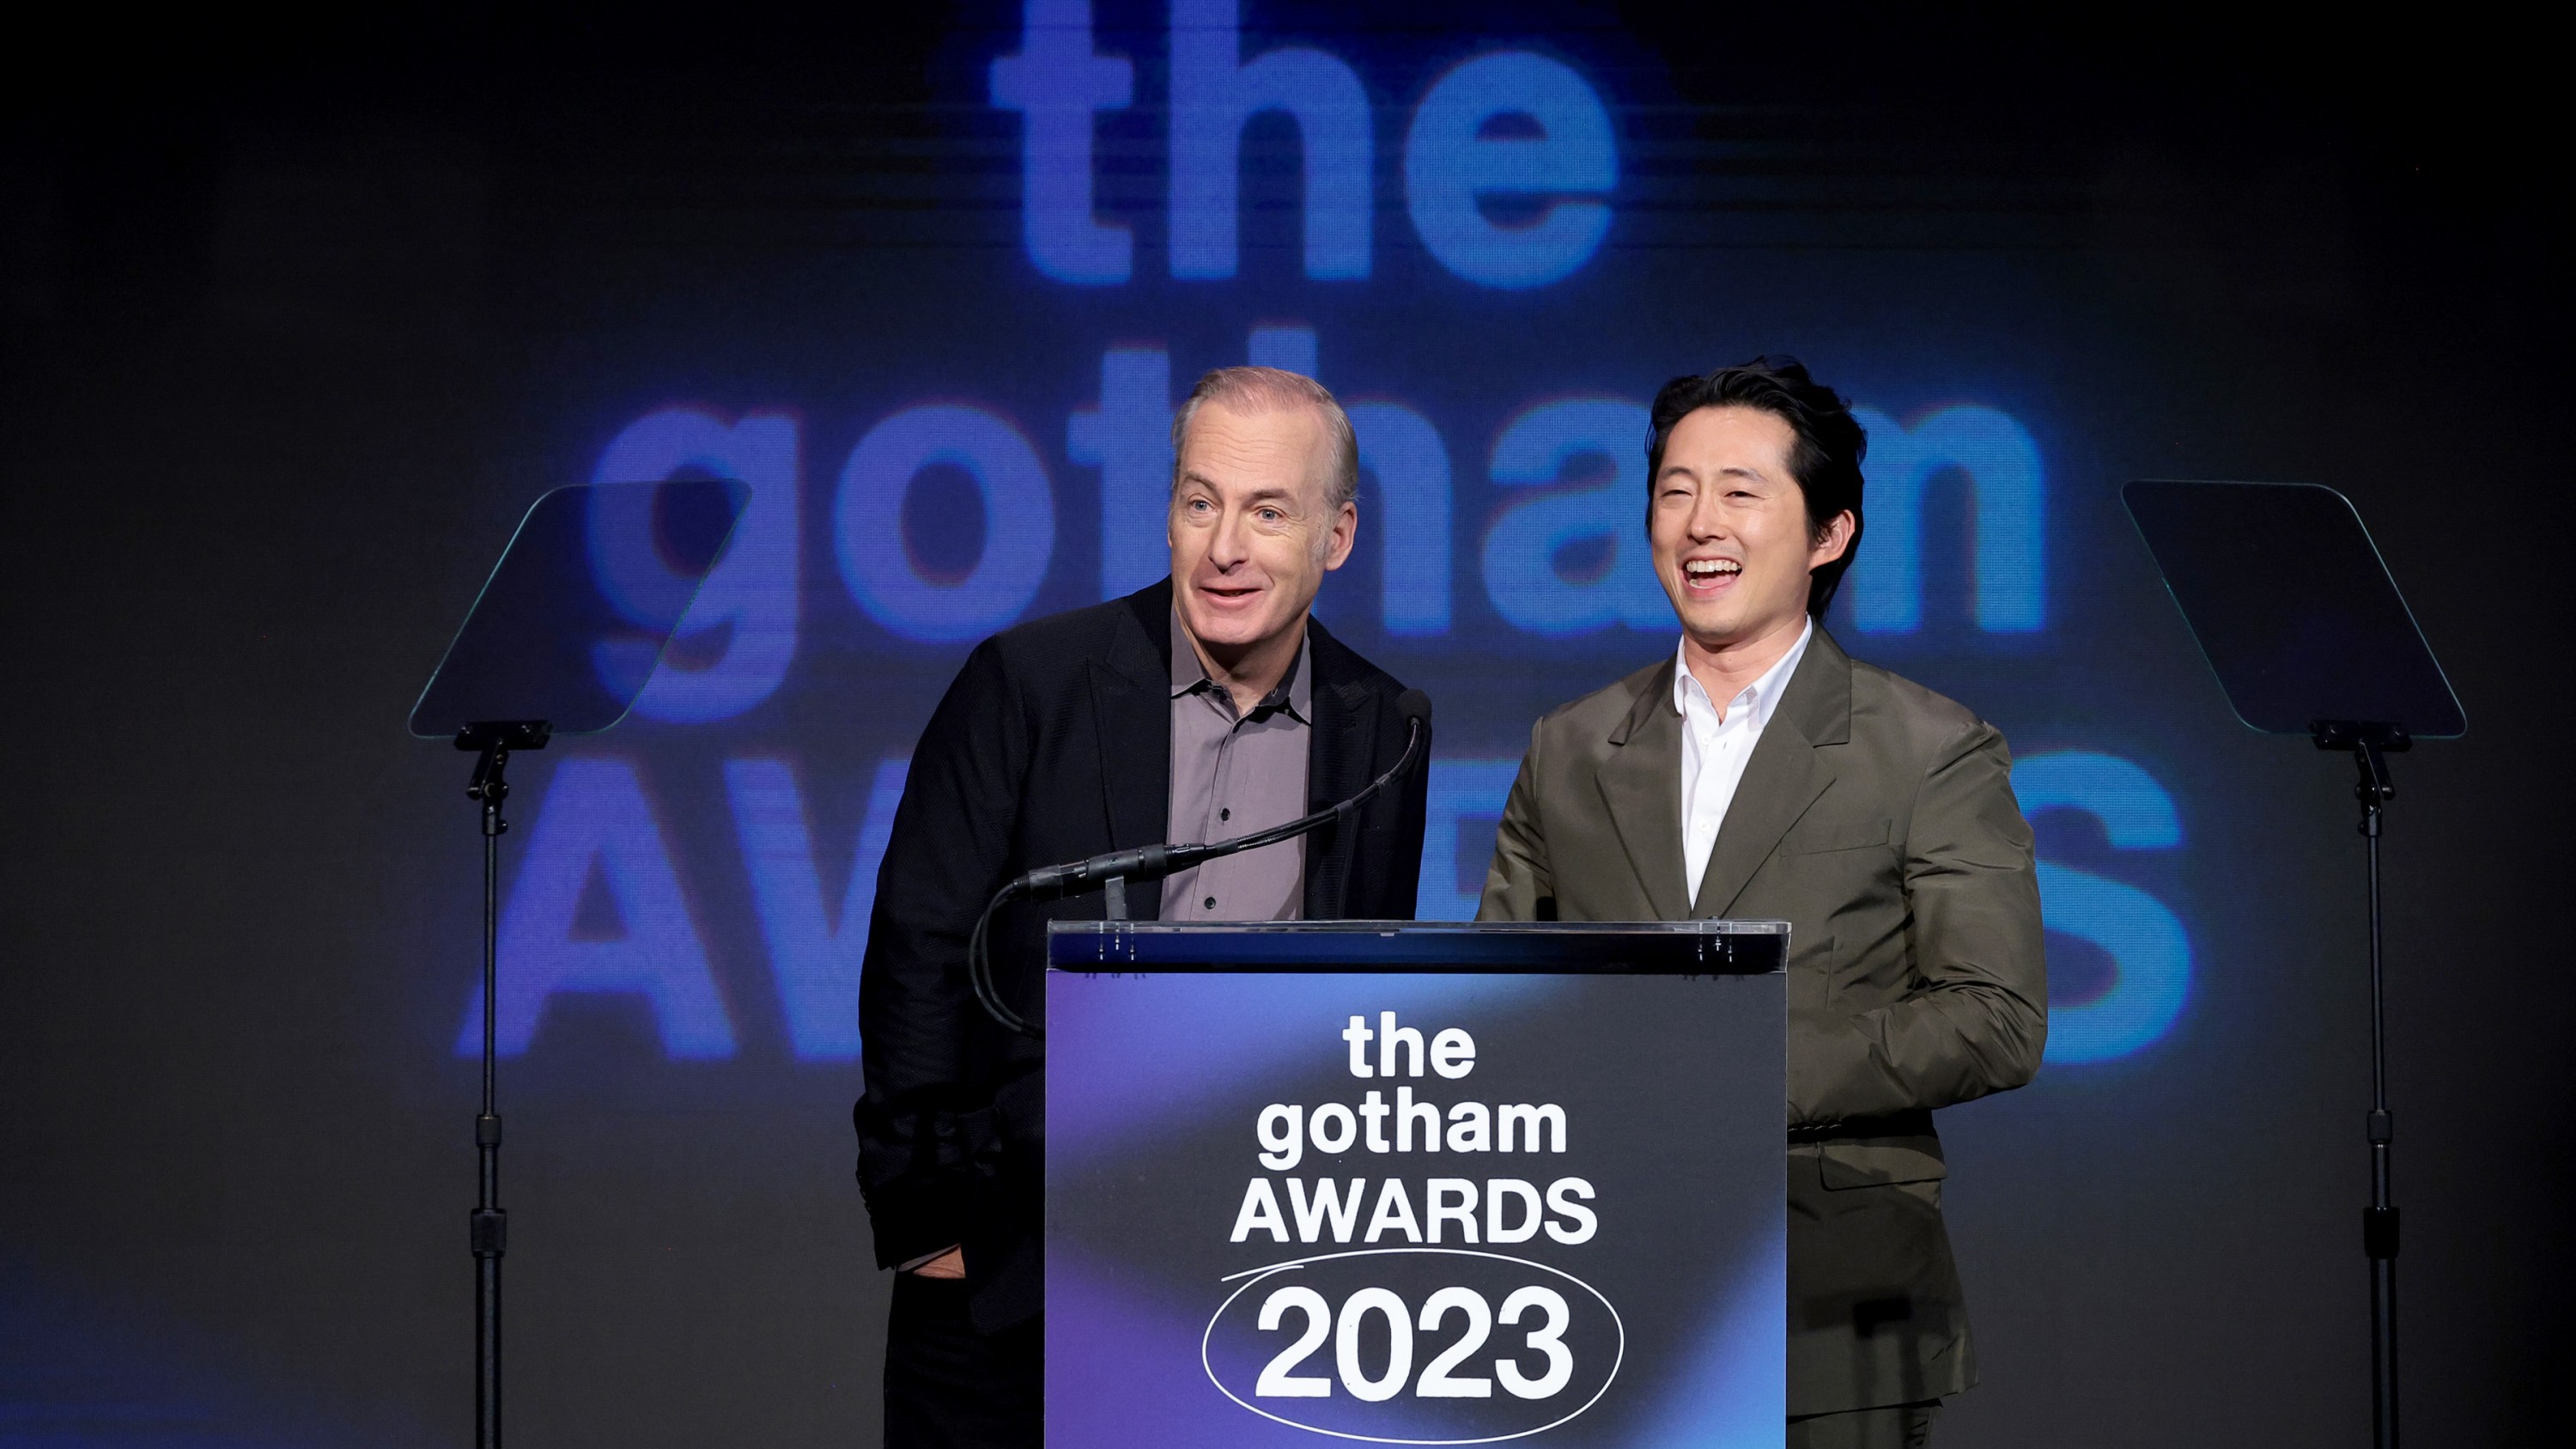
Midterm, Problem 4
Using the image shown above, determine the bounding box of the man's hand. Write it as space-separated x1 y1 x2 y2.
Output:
907 1246 965 1279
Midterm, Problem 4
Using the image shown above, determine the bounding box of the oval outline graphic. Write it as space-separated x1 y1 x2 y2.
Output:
1200 1246 1627 1445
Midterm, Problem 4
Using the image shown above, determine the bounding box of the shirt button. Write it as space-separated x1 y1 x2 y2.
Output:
1204 897 1217 910
1220 807 1230 821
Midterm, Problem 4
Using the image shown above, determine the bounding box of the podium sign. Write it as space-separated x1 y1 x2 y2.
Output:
1045 922 1788 1447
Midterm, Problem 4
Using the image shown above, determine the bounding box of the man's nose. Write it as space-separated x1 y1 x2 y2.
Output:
1687 494 1729 539
1207 506 1250 566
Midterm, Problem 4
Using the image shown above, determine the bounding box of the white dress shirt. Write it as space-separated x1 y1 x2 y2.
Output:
1676 619 1813 909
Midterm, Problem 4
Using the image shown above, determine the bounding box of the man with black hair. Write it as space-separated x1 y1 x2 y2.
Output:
1478 356 2047 1446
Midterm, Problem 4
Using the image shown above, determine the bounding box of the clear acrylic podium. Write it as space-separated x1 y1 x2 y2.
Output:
1044 920 1789 1447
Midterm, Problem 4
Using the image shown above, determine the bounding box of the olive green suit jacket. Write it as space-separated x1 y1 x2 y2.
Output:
1477 628 2046 1416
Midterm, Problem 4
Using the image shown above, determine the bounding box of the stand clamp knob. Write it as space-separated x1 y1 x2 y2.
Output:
471 1208 508 1257
2362 1206 2399 1261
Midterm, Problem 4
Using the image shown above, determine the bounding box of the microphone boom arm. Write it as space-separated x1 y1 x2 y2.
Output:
968 700 1431 1038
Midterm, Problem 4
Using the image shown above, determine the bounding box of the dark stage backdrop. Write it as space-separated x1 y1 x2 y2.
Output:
4 3 2570 1445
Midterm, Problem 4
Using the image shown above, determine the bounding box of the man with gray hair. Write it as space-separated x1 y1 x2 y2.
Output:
854 367 1431 1447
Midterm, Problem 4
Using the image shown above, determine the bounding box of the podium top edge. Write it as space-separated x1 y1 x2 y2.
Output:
1043 920 1790 973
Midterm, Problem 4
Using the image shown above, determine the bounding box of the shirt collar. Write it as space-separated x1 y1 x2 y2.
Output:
1673 617 1814 732
1171 606 1312 721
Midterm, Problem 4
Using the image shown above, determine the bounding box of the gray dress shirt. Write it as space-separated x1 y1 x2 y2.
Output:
1162 609 1310 921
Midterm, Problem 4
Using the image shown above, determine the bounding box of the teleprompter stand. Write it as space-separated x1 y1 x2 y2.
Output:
2125 480 2465 1449
410 480 747 1446
458 719 545 1449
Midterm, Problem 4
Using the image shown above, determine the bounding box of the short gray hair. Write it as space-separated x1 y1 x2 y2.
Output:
1170 366 1360 513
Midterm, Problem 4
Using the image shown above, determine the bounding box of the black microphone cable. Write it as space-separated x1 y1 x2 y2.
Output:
968 691 1431 1038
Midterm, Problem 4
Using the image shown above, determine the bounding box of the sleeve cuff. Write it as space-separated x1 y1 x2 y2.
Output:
860 1170 973 1270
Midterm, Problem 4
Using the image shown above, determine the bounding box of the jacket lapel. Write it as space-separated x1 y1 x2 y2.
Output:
1597 659 1691 922
1692 628 1854 917
1087 583 1174 921
1303 621 1380 921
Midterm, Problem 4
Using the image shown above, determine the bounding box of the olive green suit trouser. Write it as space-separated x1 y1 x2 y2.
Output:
1789 1400 1941 1448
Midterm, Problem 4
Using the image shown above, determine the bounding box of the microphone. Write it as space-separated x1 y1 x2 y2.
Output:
969 689 1433 1037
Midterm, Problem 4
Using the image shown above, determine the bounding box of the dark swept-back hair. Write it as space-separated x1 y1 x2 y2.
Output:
1644 355 1868 618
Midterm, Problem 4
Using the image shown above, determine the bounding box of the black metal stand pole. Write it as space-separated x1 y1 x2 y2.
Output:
2361 776 2399 1449
459 721 547 1449
2317 721 2403 1449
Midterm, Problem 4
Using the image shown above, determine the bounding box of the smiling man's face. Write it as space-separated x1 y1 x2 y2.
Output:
1649 404 1850 653
1169 399 1356 661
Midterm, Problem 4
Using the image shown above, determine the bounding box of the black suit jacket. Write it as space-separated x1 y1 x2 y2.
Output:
854 580 1431 1330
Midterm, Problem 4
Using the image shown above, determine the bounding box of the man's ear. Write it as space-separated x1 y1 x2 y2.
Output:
1809 509 1856 568
1321 498 1358 571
